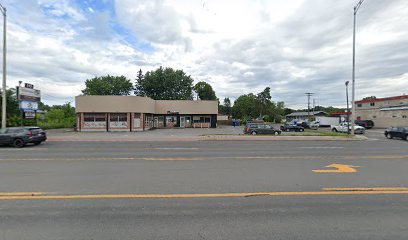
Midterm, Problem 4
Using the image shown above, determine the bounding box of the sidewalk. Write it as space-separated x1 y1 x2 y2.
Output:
45 127 366 142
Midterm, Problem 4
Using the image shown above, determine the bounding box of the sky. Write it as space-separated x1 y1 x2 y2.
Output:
1 0 408 108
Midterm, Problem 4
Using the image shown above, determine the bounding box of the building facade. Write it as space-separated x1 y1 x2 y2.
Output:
75 96 218 132
354 95 408 128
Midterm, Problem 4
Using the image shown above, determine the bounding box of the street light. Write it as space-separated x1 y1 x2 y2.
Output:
345 81 350 135
351 0 365 136
0 3 6 129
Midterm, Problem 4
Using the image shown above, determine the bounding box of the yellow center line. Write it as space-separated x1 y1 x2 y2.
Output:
1 190 408 200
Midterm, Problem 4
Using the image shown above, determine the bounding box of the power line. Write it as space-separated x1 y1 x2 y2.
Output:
305 92 315 119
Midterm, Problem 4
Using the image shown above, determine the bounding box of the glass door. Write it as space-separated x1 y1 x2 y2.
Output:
180 116 185 128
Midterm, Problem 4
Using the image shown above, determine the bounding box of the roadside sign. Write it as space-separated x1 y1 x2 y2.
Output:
24 83 34 89
20 100 39 111
19 87 41 101
24 110 36 119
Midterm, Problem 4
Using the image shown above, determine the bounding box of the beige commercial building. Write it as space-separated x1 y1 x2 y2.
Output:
354 95 408 128
75 96 218 131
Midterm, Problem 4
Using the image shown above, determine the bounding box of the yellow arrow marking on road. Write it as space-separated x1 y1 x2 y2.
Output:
313 164 360 173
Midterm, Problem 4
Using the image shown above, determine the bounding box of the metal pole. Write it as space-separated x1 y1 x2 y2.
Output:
351 0 364 136
351 8 356 136
1 5 6 129
346 81 350 135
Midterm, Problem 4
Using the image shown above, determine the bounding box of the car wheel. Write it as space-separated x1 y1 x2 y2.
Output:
386 133 393 139
299 128 304 132
251 131 257 135
274 131 279 135
13 138 25 148
332 128 337 132
286 129 290 132
404 135 408 141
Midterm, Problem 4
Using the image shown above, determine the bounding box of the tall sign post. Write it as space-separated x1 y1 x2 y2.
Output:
17 83 41 127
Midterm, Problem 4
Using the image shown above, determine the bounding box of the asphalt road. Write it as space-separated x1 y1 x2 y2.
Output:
0 133 407 239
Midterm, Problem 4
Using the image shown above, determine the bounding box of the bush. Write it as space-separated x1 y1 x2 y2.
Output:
274 115 283 123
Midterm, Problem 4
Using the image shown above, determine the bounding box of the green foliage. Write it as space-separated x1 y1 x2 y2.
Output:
0 88 21 127
232 93 260 119
82 75 133 95
240 116 252 125
313 106 344 115
194 81 217 100
37 102 76 129
134 66 194 100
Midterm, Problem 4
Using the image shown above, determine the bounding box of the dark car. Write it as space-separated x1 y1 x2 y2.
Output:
384 127 408 140
0 127 47 148
355 120 374 129
244 123 282 135
280 124 305 132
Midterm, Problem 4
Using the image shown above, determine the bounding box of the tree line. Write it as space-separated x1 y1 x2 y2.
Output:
82 66 217 101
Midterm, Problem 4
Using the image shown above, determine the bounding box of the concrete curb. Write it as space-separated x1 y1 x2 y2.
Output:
46 135 367 142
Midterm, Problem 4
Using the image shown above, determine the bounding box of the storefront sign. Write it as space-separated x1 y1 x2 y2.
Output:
19 87 41 101
24 110 36 119
24 83 34 89
20 100 38 111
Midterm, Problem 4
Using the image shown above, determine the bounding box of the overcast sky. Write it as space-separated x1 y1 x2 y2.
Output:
2 0 408 108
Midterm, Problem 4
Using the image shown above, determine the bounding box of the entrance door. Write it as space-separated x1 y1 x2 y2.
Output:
180 116 185 128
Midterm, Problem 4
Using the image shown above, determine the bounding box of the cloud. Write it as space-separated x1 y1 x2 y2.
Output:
1 0 407 109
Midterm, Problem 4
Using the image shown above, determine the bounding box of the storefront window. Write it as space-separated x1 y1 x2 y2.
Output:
109 113 128 128
83 113 106 128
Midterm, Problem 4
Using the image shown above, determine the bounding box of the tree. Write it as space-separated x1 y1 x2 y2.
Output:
134 66 194 100
232 93 260 119
194 81 217 100
362 96 376 100
0 88 21 126
257 87 271 118
134 69 144 96
224 98 231 117
82 75 133 95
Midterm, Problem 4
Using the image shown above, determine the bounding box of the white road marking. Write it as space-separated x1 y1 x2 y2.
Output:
154 148 200 150
300 147 344 149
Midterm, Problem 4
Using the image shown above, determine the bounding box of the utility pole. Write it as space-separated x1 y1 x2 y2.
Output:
0 4 6 129
305 92 314 121
351 0 365 136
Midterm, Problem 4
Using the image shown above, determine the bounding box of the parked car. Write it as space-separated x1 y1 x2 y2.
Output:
280 124 304 132
244 123 282 135
0 127 47 148
331 122 365 134
384 127 408 140
355 120 374 129
296 121 319 130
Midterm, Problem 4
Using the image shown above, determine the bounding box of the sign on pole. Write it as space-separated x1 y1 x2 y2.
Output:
19 87 41 102
20 100 38 111
24 110 36 119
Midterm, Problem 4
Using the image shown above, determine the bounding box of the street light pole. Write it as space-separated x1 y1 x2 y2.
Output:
345 81 350 135
351 0 365 136
0 4 6 128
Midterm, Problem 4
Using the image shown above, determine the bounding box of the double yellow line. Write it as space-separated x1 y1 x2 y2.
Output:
1 187 408 200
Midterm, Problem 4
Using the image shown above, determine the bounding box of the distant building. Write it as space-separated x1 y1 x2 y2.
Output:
285 111 327 122
75 96 218 132
354 94 408 128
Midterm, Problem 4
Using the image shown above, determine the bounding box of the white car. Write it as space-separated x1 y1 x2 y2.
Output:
331 122 365 134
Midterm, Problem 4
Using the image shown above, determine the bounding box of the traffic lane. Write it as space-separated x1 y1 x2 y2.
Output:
0 140 407 160
1 157 408 194
1 195 407 240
